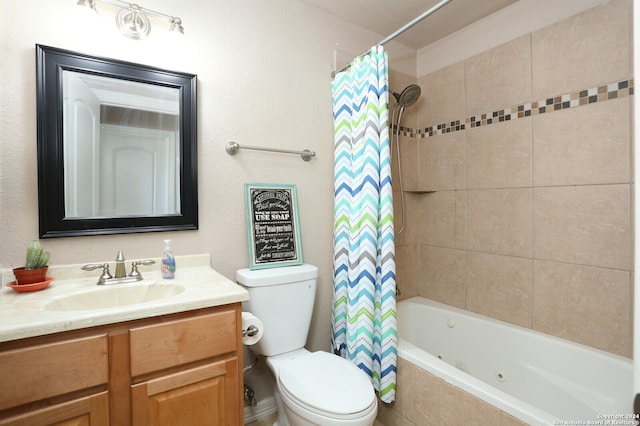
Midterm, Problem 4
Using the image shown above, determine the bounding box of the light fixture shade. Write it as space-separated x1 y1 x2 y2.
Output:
76 0 97 11
76 0 98 15
74 0 185 41
116 5 151 40
169 17 184 36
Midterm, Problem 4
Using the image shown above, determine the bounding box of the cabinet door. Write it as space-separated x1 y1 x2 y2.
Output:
131 358 239 426
0 391 109 426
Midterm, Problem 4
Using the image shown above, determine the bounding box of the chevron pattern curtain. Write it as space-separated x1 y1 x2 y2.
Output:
330 46 397 404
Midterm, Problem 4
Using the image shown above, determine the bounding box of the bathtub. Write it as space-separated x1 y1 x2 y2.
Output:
396 297 634 425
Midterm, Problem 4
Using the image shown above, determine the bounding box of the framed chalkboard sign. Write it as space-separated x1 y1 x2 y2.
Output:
245 183 303 269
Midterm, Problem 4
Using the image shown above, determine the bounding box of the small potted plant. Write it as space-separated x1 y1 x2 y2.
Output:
13 240 51 285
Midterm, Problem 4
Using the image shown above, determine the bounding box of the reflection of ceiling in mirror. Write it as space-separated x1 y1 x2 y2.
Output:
70 71 179 115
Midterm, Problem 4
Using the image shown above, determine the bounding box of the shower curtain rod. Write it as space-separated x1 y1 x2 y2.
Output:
331 0 452 78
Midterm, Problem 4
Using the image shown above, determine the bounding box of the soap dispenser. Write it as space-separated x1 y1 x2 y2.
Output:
161 239 176 279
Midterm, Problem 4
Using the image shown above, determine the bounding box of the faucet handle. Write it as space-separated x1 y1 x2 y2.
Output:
81 263 113 281
81 263 103 271
99 264 113 281
128 262 142 279
128 259 155 279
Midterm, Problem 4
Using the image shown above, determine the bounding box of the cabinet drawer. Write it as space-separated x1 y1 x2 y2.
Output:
130 309 237 377
0 391 109 426
0 335 108 411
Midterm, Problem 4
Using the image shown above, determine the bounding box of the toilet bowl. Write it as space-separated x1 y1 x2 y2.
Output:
267 349 377 426
236 265 378 425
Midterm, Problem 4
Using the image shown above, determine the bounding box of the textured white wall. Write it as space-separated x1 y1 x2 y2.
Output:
0 0 411 353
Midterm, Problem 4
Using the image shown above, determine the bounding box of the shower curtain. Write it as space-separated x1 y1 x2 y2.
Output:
330 46 397 404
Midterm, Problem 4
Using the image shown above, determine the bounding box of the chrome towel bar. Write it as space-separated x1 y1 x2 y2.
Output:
225 141 316 162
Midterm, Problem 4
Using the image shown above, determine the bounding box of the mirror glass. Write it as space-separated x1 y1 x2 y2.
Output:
63 71 180 218
36 45 198 237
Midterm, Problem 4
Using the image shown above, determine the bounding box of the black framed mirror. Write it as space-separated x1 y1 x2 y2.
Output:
36 45 198 238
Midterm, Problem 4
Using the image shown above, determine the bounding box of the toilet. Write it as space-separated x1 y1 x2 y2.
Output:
237 264 378 426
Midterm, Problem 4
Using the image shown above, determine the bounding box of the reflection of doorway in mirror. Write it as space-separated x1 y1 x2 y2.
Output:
62 69 181 219
63 70 101 218
99 125 179 217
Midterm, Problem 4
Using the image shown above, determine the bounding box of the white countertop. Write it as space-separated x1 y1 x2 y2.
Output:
0 254 249 343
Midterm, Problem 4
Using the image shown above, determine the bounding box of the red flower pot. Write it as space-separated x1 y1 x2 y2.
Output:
12 266 49 285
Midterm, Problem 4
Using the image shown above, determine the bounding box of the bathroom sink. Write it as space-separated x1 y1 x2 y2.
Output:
44 283 185 311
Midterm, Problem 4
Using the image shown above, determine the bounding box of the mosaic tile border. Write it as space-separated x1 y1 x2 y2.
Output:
391 125 417 138
401 79 634 139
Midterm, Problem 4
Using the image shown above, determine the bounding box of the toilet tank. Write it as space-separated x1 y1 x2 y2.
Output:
236 264 318 357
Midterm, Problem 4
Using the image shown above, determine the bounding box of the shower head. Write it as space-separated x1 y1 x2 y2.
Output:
392 84 421 108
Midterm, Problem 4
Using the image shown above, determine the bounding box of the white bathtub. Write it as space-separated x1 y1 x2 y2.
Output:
396 297 634 425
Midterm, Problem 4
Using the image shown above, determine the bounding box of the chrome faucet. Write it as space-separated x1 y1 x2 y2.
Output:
82 251 155 285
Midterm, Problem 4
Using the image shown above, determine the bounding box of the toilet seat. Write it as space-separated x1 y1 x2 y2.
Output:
277 351 376 419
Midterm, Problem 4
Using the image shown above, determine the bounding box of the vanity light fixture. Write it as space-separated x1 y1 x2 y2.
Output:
75 0 184 40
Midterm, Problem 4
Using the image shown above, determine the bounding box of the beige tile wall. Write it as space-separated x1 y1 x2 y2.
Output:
391 0 633 358
377 359 528 426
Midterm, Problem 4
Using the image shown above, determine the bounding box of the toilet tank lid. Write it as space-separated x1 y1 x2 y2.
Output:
236 264 318 287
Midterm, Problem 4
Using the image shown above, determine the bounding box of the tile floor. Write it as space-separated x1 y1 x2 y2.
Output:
246 412 384 426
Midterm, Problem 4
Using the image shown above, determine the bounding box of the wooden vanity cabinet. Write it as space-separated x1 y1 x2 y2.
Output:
0 303 243 426
128 307 242 426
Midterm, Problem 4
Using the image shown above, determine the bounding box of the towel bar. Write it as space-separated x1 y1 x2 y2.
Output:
225 141 316 162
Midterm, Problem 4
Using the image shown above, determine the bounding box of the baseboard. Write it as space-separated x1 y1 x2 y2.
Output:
244 396 278 424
